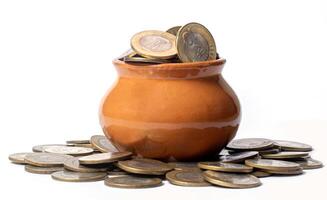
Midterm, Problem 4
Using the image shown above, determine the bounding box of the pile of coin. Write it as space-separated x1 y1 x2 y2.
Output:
118 22 218 64
9 136 323 189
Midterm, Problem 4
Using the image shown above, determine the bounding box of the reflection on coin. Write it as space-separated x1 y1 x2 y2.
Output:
66 139 90 144
90 135 118 153
227 138 274 151
203 171 261 188
32 144 67 152
176 22 216 62
261 152 309 159
274 140 312 152
166 26 182 36
168 162 199 171
220 151 258 163
63 156 109 173
44 146 94 156
51 170 107 182
295 158 323 169
198 162 253 173
263 168 304 175
245 159 300 171
251 170 271 178
124 56 169 64
131 30 177 59
219 149 230 156
166 170 210 187
25 153 73 167
79 152 132 165
104 175 162 188
25 165 63 174
8 152 34 164
117 158 173 175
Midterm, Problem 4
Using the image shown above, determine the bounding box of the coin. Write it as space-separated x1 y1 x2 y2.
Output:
32 144 68 152
261 151 309 159
8 152 34 164
44 146 94 156
107 170 130 177
25 165 63 174
24 153 73 167
295 158 323 169
70 143 94 148
245 159 301 171
251 170 271 178
166 26 182 36
90 135 118 153
227 138 274 151
198 162 253 173
168 162 199 171
258 148 281 155
219 149 230 156
176 22 216 62
79 152 132 165
219 151 259 163
104 175 162 188
274 140 312 151
131 30 177 59
117 158 173 175
124 55 169 64
66 139 90 144
63 156 109 173
263 168 304 175
203 171 261 188
51 170 107 182
166 170 210 187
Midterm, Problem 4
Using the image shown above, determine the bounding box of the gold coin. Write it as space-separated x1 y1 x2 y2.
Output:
227 138 274 151
176 22 216 62
25 165 63 174
295 158 323 169
263 168 304 175
219 151 258 163
261 151 309 159
198 162 253 173
251 170 271 178
51 170 107 182
274 140 312 152
79 152 132 165
24 153 73 167
104 175 162 188
117 158 173 175
124 55 170 64
131 30 177 59
90 135 118 153
63 156 109 173
166 170 210 187
8 152 34 164
203 171 261 188
245 159 301 171
168 162 199 171
166 26 182 36
44 146 94 156
32 144 67 152
66 139 90 144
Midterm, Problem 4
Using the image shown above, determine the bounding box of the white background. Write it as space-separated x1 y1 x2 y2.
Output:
0 0 326 199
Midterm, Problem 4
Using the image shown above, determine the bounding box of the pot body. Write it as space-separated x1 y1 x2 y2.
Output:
99 59 241 161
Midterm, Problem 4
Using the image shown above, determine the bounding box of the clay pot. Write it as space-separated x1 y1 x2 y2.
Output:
99 58 241 161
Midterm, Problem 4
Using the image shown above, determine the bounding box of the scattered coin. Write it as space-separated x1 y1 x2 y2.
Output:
104 175 162 188
63 156 109 173
295 158 323 169
198 162 253 173
32 144 68 152
8 152 34 164
227 138 274 151
24 153 73 167
263 168 304 175
117 158 173 175
245 159 301 171
274 140 313 152
131 30 177 59
25 165 63 174
79 152 132 165
203 171 261 188
251 170 271 178
44 146 94 156
166 170 210 187
219 151 258 163
51 170 107 182
166 26 182 36
66 139 90 144
168 162 199 170
176 22 216 62
261 151 309 159
90 135 118 153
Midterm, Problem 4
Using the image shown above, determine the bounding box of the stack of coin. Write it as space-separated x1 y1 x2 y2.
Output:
119 22 219 64
9 136 323 189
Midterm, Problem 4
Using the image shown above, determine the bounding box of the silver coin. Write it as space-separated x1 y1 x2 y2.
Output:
44 146 94 156
51 170 107 182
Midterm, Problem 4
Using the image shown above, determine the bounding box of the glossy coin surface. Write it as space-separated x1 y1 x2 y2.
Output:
295 158 323 169
166 26 181 36
8 152 34 164
90 135 118 153
203 171 261 188
104 175 162 188
32 144 67 152
63 156 109 173
166 170 210 187
131 30 177 59
220 151 258 163
44 146 94 156
198 162 253 173
25 165 63 174
176 22 216 62
24 153 73 167
79 152 132 165
227 138 274 151
51 170 107 182
245 159 301 171
117 158 173 175
274 140 312 151
261 152 309 159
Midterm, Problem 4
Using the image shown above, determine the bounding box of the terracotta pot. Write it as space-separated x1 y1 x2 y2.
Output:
99 58 241 161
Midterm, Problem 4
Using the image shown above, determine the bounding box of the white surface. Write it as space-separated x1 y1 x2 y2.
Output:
0 0 326 199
